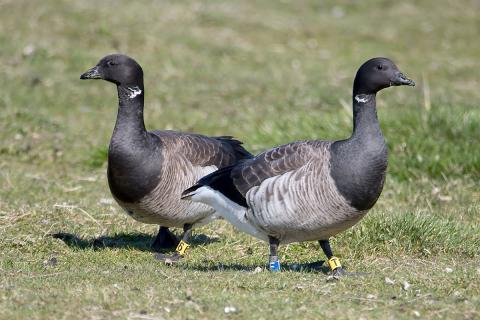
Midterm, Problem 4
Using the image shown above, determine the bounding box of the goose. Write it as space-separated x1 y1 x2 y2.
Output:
182 57 415 275
80 54 252 261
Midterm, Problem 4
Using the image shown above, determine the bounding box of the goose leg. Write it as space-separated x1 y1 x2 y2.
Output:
151 226 179 252
155 224 193 264
268 236 281 272
319 239 347 276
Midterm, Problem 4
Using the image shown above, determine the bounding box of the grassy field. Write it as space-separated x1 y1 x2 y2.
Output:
1 0 479 319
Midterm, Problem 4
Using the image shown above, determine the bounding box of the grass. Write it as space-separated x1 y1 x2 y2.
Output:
1 0 479 319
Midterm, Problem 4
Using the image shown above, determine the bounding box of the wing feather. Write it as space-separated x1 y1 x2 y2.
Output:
232 141 329 196
151 130 252 168
184 140 331 207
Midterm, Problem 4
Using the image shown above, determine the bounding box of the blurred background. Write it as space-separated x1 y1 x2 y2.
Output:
1 0 479 319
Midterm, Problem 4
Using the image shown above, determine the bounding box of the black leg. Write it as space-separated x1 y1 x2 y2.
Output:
319 239 346 276
319 239 333 258
268 236 280 272
151 226 179 252
176 223 193 254
155 224 193 264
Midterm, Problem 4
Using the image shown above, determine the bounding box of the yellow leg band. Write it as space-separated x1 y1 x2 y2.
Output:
327 257 342 271
175 240 190 256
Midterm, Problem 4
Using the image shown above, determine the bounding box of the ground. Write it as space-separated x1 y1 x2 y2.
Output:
0 0 479 319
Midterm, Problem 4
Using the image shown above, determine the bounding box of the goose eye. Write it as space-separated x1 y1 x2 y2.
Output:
107 60 117 67
377 65 383 70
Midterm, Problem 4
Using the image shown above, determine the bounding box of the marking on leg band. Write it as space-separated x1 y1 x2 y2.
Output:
269 260 281 271
328 257 342 271
175 240 190 256
269 255 280 271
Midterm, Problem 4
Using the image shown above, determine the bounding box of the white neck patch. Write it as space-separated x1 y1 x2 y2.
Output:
127 86 142 99
354 94 369 103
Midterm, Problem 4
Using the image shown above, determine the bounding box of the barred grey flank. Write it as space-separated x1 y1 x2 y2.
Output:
115 132 247 228
245 142 365 243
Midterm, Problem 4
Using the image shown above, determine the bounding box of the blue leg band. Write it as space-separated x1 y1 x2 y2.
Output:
269 259 281 272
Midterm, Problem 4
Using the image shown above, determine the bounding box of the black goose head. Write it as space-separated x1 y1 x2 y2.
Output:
80 54 143 87
353 57 414 95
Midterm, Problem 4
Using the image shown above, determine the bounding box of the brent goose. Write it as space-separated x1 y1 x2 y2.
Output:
80 54 252 261
182 57 414 274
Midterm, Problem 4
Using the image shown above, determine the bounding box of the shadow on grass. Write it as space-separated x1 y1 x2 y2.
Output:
51 232 219 252
183 260 330 274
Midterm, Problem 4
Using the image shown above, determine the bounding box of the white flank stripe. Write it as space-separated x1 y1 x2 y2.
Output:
190 186 268 241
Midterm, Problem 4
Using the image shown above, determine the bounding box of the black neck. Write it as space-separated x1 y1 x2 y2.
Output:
329 91 388 211
350 93 382 142
107 82 164 203
112 84 147 142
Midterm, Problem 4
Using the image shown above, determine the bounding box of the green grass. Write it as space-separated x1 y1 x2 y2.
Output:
1 0 479 319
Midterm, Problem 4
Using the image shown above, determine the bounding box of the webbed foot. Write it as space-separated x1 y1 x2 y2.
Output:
332 266 348 277
151 226 179 252
154 252 183 265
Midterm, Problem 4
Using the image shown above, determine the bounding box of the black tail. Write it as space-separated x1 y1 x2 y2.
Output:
181 184 202 200
212 136 254 160
181 165 248 207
